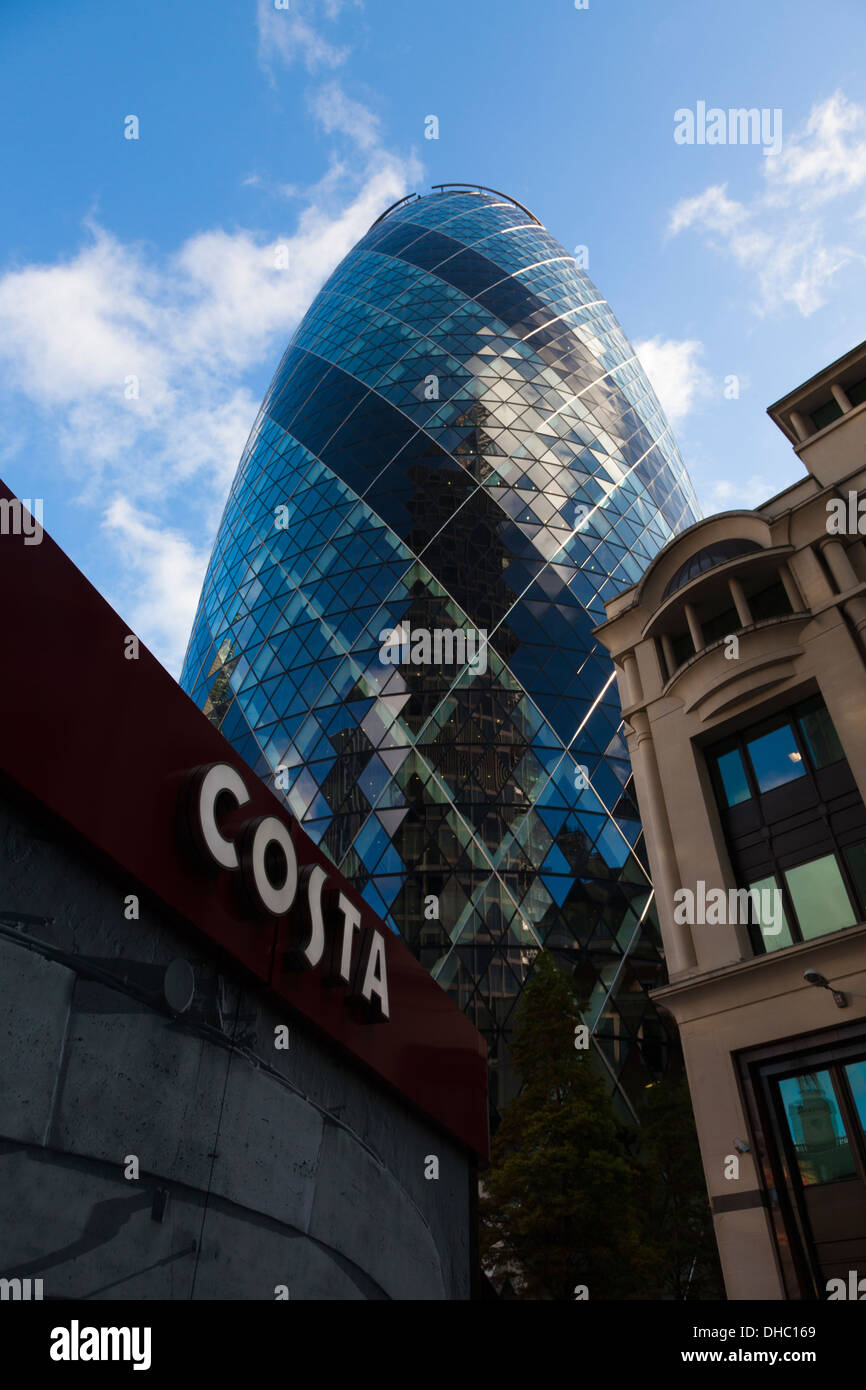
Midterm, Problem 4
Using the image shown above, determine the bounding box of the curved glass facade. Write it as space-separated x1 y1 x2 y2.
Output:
180 187 701 1117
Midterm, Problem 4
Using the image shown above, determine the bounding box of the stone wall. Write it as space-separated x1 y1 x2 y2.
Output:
0 784 474 1300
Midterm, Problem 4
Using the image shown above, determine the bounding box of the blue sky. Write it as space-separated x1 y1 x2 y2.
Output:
2 0 866 672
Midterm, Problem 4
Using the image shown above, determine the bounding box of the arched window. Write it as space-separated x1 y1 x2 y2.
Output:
663 539 762 597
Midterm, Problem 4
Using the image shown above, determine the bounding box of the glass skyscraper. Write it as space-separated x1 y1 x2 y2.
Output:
181 185 700 1118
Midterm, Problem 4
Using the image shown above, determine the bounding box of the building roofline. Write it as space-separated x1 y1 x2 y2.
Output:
367 192 422 229
366 184 542 233
767 338 866 416
592 509 776 632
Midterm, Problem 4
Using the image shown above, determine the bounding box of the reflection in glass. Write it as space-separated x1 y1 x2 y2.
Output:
784 855 855 939
179 188 702 1119
746 874 793 952
716 749 751 807
778 1071 856 1186
798 700 844 769
746 723 806 794
845 1060 866 1135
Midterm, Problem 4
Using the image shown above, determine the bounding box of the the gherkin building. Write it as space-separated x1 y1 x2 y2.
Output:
180 185 701 1120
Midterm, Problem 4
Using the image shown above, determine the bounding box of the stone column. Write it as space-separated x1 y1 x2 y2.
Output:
789 545 835 608
819 536 859 592
684 602 703 655
728 576 752 628
621 652 642 707
779 562 803 613
627 711 697 976
831 382 852 413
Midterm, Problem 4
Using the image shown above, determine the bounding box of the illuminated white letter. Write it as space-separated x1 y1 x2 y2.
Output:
192 763 251 870
242 816 298 917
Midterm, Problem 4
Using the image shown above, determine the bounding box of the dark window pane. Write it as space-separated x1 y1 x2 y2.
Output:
746 723 807 793
702 605 740 646
798 702 844 769
715 749 751 807
662 538 762 597
671 631 692 668
778 1071 857 1185
748 580 792 622
842 842 866 917
810 399 843 432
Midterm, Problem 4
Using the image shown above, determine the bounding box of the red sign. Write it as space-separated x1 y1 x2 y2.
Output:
0 481 488 1158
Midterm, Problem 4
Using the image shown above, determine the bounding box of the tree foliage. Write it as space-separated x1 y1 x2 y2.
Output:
480 952 651 1298
480 951 724 1300
634 1072 726 1299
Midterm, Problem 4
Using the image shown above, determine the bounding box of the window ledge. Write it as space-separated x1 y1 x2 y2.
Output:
652 918 866 1004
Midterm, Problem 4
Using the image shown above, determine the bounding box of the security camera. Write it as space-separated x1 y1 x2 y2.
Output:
804 969 828 987
803 969 847 1008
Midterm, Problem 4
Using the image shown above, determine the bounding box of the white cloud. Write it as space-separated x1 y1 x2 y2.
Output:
763 91 866 207
669 93 866 316
0 141 419 670
0 229 168 410
102 498 212 674
701 473 776 515
256 0 349 75
320 0 355 18
0 154 411 490
634 336 711 427
669 184 751 240
0 0 422 678
310 80 382 151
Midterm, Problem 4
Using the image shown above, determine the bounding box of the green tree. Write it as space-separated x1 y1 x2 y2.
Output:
480 951 654 1299
634 1073 726 1299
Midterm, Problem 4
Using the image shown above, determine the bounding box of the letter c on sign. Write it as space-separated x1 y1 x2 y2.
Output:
241 816 298 917
190 763 251 869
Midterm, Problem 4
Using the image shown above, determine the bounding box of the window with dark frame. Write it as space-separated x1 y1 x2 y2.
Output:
706 694 866 955
739 1027 866 1300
